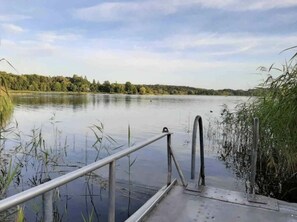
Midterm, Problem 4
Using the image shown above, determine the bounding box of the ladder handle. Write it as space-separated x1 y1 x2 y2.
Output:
191 115 205 186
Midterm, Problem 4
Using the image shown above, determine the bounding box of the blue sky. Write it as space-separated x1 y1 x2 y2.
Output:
0 0 297 89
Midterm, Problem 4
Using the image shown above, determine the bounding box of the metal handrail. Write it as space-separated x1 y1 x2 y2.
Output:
163 127 187 187
191 115 205 186
0 131 171 222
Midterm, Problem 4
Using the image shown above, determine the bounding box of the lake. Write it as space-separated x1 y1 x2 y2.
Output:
3 93 246 221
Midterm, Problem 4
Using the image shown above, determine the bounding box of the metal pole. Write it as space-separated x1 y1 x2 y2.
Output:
108 161 116 222
42 178 53 222
191 115 205 186
42 190 53 222
191 117 198 179
198 117 205 186
250 117 259 195
167 134 172 186
169 145 188 187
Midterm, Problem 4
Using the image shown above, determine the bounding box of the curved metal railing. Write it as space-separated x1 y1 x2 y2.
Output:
0 131 170 222
191 115 205 186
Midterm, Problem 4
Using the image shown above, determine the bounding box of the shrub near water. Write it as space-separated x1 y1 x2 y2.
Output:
0 87 13 126
0 74 14 126
0 59 14 125
220 59 297 201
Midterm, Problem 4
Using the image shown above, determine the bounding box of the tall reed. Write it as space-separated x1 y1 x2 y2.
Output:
218 54 297 201
0 58 15 126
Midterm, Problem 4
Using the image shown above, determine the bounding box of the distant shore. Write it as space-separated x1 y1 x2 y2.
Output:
1 71 260 96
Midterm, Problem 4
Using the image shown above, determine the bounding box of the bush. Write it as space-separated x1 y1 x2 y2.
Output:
0 79 13 126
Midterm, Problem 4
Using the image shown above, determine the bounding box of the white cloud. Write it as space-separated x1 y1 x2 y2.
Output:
74 1 177 22
0 31 80 58
1 39 59 57
1 30 294 89
1 23 25 34
83 33 297 59
74 0 297 22
233 0 297 10
0 14 30 22
37 32 81 43
154 33 297 56
0 36 260 89
65 47 261 89
174 0 297 11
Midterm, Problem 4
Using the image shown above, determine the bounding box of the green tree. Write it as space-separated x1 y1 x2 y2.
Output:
90 79 97 92
102 81 111 93
40 82 48 91
112 83 125 94
53 82 62 91
138 86 147 95
125 82 133 94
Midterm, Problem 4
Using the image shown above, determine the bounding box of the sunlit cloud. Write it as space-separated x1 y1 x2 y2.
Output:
0 14 31 22
66 47 262 89
0 35 262 89
1 39 59 57
156 33 297 55
37 32 81 43
74 0 297 22
74 1 177 22
1 23 25 34
230 0 297 10
179 0 297 11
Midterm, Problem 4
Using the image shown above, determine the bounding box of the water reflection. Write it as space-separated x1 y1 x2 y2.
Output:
12 93 88 111
125 95 132 108
10 93 247 148
103 94 110 106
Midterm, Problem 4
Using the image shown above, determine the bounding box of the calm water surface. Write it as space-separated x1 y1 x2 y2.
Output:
6 93 246 221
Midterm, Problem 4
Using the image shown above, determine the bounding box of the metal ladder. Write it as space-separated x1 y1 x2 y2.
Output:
165 115 206 192
184 115 206 192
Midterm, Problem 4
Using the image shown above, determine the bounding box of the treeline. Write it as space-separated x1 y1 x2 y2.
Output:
0 71 258 96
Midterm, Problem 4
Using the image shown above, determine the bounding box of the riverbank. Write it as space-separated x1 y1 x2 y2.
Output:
1 71 259 96
8 90 255 97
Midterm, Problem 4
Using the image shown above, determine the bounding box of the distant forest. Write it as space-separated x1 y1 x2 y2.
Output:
0 71 259 96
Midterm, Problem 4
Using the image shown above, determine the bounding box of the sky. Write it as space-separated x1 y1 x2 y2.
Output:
0 0 297 89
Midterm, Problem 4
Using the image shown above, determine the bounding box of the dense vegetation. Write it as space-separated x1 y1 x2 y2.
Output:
0 76 13 126
218 55 297 201
0 71 257 96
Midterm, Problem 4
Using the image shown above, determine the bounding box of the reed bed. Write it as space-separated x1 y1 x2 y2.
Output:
216 54 297 201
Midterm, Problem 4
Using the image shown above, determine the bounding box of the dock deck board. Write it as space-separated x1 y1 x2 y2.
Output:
143 184 297 222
